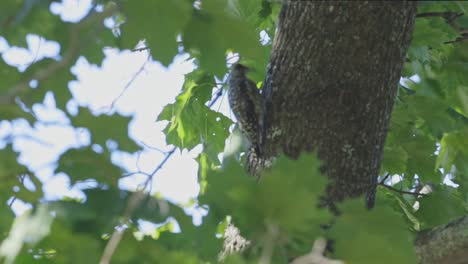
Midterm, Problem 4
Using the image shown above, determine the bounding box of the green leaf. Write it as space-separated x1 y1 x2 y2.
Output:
407 46 431 64
387 103 440 182
20 58 75 110
0 146 41 204
113 232 202 264
415 185 468 229
404 134 440 183
50 188 129 235
32 220 102 263
41 189 217 262
72 107 139 153
381 145 408 174
158 70 232 152
410 17 458 50
0 59 23 93
183 2 265 77
202 154 331 243
120 0 192 65
14 175 44 204
0 205 15 238
255 155 330 237
223 254 249 264
375 187 421 231
330 199 417 264
196 151 210 193
80 24 117 65
51 187 195 233
228 0 263 26
0 146 29 183
156 219 221 261
0 1 64 48
0 1 23 28
406 95 457 138
436 130 468 171
55 148 122 185
0 104 35 123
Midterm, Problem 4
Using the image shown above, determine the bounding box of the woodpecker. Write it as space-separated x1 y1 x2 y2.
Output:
227 64 264 173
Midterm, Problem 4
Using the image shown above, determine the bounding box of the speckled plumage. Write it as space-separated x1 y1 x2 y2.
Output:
228 64 263 173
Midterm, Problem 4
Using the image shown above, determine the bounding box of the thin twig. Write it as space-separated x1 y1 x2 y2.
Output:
99 191 146 264
13 36 43 70
104 53 151 112
120 171 151 179
3 134 54 147
100 145 177 264
378 181 428 197
138 140 168 153
99 76 226 264
148 147 176 179
131 39 184 52
381 173 391 183
8 174 27 208
132 46 150 52
208 85 224 108
416 12 463 19
135 151 143 172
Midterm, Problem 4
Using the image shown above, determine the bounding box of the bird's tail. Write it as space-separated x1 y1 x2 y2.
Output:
246 145 261 179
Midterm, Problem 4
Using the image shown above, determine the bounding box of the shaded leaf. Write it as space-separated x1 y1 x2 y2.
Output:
330 199 417 264
381 145 408 174
201 154 331 243
0 0 64 47
31 220 102 264
20 58 75 110
120 0 192 65
72 108 139 152
183 1 265 77
415 185 468 229
436 130 468 171
158 70 232 153
55 148 122 185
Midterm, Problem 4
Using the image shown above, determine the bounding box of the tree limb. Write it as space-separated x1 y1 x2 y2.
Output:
290 238 344 264
259 1 417 208
415 215 468 264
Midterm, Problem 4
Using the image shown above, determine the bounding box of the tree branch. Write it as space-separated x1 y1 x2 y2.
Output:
99 78 226 264
415 216 468 264
416 12 463 20
260 1 417 208
377 175 428 197
290 238 344 264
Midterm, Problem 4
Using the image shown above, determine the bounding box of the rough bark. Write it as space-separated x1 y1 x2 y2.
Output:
240 2 468 264
259 1 417 208
415 216 468 264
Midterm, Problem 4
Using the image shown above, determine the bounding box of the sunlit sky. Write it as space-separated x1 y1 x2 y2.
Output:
0 0 234 225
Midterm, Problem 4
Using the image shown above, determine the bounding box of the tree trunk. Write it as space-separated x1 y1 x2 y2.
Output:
240 3 468 263
3 1 467 263
258 1 417 209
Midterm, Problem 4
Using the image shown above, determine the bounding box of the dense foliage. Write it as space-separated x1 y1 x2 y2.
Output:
0 1 467 263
